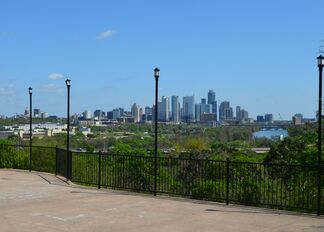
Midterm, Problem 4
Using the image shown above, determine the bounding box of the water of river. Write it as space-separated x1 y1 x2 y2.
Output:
253 128 288 140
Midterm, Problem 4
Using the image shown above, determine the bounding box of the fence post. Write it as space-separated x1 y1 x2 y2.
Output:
66 149 69 182
55 145 58 176
69 151 72 181
29 143 32 172
154 154 157 196
98 151 102 189
226 158 230 205
317 164 321 216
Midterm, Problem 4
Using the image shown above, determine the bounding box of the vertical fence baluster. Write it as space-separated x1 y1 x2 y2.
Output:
226 158 230 205
317 164 321 216
98 151 102 189
55 145 58 176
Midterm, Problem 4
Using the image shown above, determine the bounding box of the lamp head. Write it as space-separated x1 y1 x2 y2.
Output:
28 87 32 94
154 67 160 79
317 55 324 67
65 79 71 87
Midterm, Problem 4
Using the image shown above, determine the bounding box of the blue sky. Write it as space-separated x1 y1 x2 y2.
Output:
0 0 323 119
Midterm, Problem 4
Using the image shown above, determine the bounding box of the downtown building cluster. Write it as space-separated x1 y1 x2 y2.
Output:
74 90 265 125
23 108 49 119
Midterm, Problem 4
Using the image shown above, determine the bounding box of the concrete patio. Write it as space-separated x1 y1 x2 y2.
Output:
0 169 323 232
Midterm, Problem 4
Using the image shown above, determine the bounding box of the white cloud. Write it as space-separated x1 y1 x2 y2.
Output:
48 73 64 80
96 30 116 40
0 85 15 96
42 84 64 93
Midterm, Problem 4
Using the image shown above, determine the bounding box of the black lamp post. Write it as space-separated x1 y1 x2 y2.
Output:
317 55 323 216
28 87 32 172
154 67 160 196
65 79 71 181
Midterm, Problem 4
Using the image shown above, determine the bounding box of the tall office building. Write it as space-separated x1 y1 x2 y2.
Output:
131 103 141 123
83 110 92 119
112 109 121 119
264 114 274 123
107 111 113 120
24 108 30 117
119 108 125 117
41 112 48 119
219 101 233 121
236 106 241 121
195 104 200 122
240 109 249 121
171 95 180 123
157 102 163 121
207 90 215 104
196 98 212 122
236 106 249 122
33 109 41 118
144 106 153 121
208 90 217 122
200 101 211 114
161 96 170 122
183 95 195 122
257 115 264 122
94 109 103 120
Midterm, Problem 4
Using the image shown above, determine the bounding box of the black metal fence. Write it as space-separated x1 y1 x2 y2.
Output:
0 144 56 172
68 150 323 215
0 144 323 215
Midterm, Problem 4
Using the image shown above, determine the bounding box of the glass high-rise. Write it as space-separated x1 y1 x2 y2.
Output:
171 95 180 123
183 95 195 122
208 90 217 122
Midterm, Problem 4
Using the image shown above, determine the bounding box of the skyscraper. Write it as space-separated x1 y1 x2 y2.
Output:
131 103 141 123
236 106 249 122
196 98 212 122
240 109 249 121
112 109 121 119
264 114 274 123
171 95 180 123
83 110 92 119
33 109 41 118
107 111 113 120
161 96 170 122
207 90 215 104
208 90 217 122
94 109 103 120
236 106 241 121
144 106 152 121
183 95 195 122
219 101 233 121
195 104 200 122
157 101 163 121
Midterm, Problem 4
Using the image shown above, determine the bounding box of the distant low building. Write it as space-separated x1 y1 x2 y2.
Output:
79 127 91 136
200 113 216 122
264 114 273 123
292 113 303 125
41 112 48 119
256 115 264 122
117 116 135 124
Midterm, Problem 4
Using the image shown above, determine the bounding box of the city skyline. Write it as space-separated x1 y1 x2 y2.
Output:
0 1 323 119
0 87 316 121
13 88 308 123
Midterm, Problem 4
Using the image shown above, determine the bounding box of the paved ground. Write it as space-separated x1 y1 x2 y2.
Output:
0 170 323 232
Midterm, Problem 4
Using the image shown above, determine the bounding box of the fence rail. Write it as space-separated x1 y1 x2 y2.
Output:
0 144 323 215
